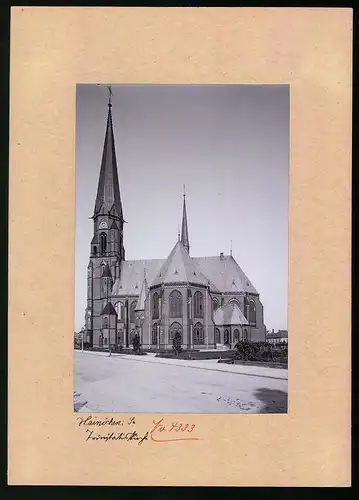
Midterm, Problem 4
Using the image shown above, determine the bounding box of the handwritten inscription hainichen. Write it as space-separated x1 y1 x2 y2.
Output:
76 415 202 444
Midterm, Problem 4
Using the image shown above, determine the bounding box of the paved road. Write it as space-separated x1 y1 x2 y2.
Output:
74 351 288 414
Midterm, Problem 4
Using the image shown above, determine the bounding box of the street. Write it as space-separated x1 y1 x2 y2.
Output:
74 351 288 414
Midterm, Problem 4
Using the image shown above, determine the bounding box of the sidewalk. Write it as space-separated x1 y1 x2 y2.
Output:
79 350 288 381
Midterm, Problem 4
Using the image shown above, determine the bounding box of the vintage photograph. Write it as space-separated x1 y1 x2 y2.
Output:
74 84 289 414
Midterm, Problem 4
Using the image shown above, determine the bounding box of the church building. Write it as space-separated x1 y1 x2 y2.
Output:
85 97 266 350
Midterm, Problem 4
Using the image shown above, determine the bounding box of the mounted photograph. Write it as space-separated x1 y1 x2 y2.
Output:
74 84 289 414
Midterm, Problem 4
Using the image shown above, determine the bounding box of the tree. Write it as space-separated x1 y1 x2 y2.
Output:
132 333 141 354
172 332 182 357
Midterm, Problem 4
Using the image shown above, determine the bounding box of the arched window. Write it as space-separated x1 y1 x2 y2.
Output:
152 323 158 345
104 337 107 345
130 301 137 322
229 299 240 309
233 329 239 343
249 301 256 325
193 291 204 318
193 322 204 345
99 334 103 348
169 290 183 318
103 317 108 328
212 298 219 312
243 329 248 340
215 328 221 343
100 232 107 254
243 297 249 319
224 329 230 345
115 301 125 321
152 292 159 320
93 246 97 255
169 322 182 342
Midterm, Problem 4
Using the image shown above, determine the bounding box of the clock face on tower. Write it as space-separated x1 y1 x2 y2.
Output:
99 220 108 229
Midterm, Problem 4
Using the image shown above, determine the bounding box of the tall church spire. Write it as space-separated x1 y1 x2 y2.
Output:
94 90 123 220
181 185 190 254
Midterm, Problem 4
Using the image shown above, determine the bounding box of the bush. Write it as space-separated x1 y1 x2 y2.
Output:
172 332 182 357
233 341 287 363
132 334 141 354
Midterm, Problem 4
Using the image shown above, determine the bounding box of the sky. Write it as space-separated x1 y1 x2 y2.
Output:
75 84 289 332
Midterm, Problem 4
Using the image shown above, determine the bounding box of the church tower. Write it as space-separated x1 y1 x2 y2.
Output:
85 90 124 347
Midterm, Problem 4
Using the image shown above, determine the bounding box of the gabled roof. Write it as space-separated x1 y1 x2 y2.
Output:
94 104 123 219
101 302 117 315
194 255 258 294
112 259 165 296
109 220 119 230
213 302 249 326
151 240 215 288
267 331 288 339
102 263 112 278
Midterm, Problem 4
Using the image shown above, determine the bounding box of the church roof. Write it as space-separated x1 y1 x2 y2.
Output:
111 252 257 297
112 258 165 296
213 302 249 326
101 302 117 315
151 240 215 288
194 255 258 294
94 103 123 219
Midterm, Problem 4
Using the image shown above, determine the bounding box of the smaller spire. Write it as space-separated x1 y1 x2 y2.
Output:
177 224 180 241
180 188 190 254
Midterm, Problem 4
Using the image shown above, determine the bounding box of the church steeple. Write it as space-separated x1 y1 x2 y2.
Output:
94 89 123 220
181 185 190 254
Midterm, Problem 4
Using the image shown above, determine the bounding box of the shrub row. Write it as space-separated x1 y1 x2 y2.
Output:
233 340 288 363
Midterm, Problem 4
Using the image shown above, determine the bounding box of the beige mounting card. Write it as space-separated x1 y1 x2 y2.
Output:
8 7 352 486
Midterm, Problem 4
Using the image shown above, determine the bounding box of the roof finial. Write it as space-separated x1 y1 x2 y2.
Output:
230 239 233 256
177 224 180 241
183 183 186 197
107 84 113 107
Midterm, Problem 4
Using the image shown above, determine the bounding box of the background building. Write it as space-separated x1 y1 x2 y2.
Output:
266 329 288 344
